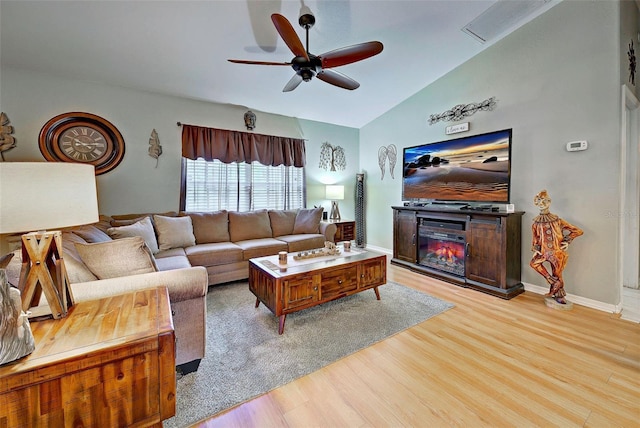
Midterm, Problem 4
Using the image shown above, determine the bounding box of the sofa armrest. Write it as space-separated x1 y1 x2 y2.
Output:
70 266 208 304
320 221 337 242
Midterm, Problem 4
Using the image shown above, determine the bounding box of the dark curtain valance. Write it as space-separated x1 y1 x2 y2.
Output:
181 124 306 167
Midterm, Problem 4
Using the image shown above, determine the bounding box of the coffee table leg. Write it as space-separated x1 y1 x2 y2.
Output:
374 286 381 300
278 314 286 335
255 297 260 308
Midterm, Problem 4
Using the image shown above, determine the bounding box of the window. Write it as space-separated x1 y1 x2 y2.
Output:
182 158 305 212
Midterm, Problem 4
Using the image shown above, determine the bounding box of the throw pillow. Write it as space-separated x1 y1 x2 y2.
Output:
62 232 99 283
292 207 324 234
268 209 298 237
228 210 272 242
107 216 160 254
75 236 158 280
109 216 146 228
185 211 230 244
153 215 196 251
71 225 112 243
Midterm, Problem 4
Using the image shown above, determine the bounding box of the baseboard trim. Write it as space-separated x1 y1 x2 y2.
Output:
374 244 635 320
523 282 624 315
365 244 392 255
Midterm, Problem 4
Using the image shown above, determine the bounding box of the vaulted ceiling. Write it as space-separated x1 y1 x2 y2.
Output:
0 1 558 128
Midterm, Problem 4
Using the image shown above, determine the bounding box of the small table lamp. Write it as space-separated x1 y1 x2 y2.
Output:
0 163 99 319
325 185 344 221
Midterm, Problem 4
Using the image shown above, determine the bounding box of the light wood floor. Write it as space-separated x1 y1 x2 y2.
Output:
194 264 640 427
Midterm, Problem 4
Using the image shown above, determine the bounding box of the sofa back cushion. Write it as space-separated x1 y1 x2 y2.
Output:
62 232 100 283
228 210 272 242
71 225 112 243
107 216 160 254
153 215 197 250
292 207 324 234
75 236 158 280
268 209 298 237
185 211 230 244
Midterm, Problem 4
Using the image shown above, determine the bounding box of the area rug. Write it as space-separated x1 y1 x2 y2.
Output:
165 280 454 427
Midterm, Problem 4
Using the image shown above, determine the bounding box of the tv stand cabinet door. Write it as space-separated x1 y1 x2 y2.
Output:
466 218 505 288
393 209 417 263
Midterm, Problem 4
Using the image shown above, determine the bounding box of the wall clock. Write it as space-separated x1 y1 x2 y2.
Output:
39 112 125 175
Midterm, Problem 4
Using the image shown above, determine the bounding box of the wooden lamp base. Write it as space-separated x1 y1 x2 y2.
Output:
330 201 341 220
18 231 74 319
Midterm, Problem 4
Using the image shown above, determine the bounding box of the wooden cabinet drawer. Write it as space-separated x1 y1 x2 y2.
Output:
321 266 358 300
333 221 356 242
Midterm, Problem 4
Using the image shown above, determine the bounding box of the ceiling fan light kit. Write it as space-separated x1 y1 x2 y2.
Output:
228 11 383 92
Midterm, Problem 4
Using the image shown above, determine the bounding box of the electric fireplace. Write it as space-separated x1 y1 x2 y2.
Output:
418 219 466 277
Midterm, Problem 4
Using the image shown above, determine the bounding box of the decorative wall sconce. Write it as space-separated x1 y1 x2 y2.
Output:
244 110 256 130
319 142 346 171
0 112 16 161
628 40 636 85
377 144 397 180
428 96 497 125
148 129 162 167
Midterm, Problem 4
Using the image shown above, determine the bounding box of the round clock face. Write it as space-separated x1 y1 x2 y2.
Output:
39 112 125 175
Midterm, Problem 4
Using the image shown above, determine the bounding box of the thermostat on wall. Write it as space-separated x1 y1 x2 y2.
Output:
566 140 588 152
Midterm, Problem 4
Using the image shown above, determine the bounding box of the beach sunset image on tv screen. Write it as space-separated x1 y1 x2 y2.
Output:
402 129 512 203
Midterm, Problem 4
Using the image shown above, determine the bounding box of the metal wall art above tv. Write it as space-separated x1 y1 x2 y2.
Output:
402 128 512 203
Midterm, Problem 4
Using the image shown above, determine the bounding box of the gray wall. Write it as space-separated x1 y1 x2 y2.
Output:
0 68 360 219
360 0 621 304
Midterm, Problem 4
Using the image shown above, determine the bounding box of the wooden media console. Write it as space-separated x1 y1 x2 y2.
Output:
392 206 524 299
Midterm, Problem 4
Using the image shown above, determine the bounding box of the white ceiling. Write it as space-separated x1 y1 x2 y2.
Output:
0 1 558 128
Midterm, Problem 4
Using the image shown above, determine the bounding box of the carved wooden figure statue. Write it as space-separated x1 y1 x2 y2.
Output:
529 190 583 305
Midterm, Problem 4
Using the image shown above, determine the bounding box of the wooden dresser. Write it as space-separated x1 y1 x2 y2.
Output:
0 287 176 427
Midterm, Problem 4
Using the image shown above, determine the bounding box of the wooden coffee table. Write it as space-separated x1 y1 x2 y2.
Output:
249 246 387 334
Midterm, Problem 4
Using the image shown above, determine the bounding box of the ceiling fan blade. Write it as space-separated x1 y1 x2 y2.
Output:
271 13 309 61
228 59 291 66
283 73 303 92
316 69 360 90
319 41 384 69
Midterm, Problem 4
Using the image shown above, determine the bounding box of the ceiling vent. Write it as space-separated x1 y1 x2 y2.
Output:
462 0 552 44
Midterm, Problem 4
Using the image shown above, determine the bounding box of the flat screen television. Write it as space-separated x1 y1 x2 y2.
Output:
402 128 512 204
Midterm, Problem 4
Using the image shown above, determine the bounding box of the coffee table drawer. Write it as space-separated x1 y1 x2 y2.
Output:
321 266 358 300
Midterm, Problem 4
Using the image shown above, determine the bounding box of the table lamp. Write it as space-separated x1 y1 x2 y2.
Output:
0 162 99 319
325 185 344 221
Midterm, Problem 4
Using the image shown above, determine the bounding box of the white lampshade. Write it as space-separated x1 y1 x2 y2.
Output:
325 185 344 201
0 163 99 234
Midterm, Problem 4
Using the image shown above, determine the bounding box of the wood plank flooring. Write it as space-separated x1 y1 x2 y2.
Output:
194 264 640 427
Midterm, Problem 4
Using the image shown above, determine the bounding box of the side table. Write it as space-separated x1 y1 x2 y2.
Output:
330 219 356 243
0 287 176 427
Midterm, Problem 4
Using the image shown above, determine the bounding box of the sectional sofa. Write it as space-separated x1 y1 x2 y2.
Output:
6 207 336 374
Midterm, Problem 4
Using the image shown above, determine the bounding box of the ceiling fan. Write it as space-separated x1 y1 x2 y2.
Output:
228 11 383 92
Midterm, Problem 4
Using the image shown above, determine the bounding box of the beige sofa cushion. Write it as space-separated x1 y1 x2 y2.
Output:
292 207 323 234
228 210 272 242
71 225 112 243
186 211 230 244
276 234 327 253
109 216 147 227
268 209 298 237
154 255 192 271
62 232 99 283
185 242 244 267
154 215 196 251
75 236 158 279
107 216 159 254
234 238 288 260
